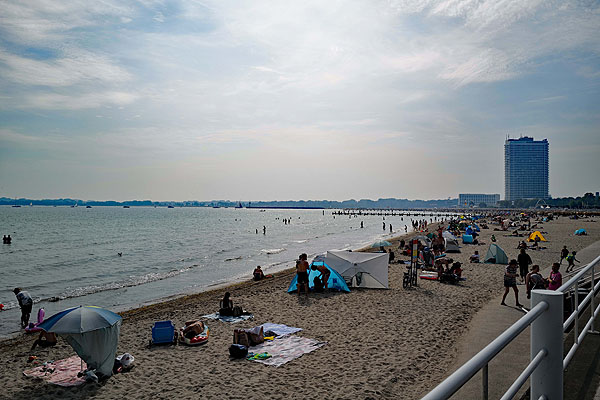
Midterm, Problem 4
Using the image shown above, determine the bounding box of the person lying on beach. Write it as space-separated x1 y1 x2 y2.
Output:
30 331 57 351
181 320 205 339
311 264 330 290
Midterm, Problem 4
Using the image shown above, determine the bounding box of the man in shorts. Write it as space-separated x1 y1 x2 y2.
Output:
296 253 310 295
14 288 33 328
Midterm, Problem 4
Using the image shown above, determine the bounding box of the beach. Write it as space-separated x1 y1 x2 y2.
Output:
1 214 598 400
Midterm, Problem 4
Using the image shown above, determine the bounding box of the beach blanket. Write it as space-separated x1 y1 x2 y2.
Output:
248 335 326 367
259 323 302 337
202 313 254 323
23 355 87 387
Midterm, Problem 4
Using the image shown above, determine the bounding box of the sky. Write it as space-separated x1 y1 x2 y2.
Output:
0 0 599 202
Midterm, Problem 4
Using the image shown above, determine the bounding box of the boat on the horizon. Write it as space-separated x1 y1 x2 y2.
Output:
235 201 244 209
123 205 130 208
167 205 174 208
86 205 92 208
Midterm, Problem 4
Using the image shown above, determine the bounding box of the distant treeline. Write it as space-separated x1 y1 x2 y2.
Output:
0 197 457 209
3 193 598 209
497 192 600 209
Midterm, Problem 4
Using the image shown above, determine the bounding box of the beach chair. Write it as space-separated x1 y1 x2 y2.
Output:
149 320 177 347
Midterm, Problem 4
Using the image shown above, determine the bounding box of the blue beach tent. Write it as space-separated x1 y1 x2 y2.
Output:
462 234 474 244
287 261 350 293
575 229 587 236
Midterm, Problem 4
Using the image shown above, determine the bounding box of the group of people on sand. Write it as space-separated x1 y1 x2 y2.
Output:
295 253 330 295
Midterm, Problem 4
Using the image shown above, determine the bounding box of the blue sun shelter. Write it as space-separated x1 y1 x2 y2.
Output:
287 261 350 293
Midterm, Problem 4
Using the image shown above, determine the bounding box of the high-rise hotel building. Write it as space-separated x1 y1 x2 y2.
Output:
504 137 549 201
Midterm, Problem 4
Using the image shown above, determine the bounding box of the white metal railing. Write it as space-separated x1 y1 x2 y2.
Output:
422 254 600 400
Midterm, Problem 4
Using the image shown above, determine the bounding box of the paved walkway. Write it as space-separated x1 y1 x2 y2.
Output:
446 239 600 399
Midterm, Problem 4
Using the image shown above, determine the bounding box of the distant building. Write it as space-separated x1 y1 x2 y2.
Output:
504 137 549 201
458 194 500 207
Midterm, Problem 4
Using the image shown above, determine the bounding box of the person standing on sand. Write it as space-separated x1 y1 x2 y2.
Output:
501 260 523 307
517 248 532 282
14 288 33 328
565 251 580 272
296 253 310 295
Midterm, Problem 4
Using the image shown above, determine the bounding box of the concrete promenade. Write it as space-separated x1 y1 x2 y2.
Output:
445 239 600 399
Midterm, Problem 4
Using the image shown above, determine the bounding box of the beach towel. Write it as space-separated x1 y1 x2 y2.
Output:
202 313 254 323
259 323 302 337
23 355 87 387
247 335 326 367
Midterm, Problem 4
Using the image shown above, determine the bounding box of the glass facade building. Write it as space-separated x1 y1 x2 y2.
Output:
504 137 549 200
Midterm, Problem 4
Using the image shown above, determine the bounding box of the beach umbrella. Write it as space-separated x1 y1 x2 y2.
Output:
37 306 122 377
371 240 392 248
38 305 121 334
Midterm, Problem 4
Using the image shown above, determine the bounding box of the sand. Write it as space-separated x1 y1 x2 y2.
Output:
0 214 598 400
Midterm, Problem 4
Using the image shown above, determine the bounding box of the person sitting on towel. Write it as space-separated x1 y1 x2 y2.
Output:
181 320 205 339
253 266 265 281
31 331 57 351
311 264 331 290
470 251 480 263
219 292 234 316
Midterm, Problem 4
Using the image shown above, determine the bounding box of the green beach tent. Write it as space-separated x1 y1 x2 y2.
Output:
484 244 508 265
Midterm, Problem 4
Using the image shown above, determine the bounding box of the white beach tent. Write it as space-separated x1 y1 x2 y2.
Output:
319 250 389 289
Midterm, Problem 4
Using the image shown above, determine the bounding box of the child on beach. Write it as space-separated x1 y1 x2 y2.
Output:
565 251 580 272
470 251 479 263
14 288 33 329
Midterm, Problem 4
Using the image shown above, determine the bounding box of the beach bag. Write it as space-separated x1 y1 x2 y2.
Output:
229 344 248 359
247 326 264 346
233 329 249 347
232 306 243 317
313 276 324 292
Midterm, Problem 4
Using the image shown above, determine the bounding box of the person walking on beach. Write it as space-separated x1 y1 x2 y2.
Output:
296 253 310 295
560 246 569 265
517 248 532 282
565 251 580 272
14 288 33 328
501 260 523 307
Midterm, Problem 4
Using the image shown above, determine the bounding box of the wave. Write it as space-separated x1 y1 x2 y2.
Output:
294 239 308 243
225 256 243 261
261 248 286 255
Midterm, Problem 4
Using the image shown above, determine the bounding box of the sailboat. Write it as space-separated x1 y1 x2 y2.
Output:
235 201 244 209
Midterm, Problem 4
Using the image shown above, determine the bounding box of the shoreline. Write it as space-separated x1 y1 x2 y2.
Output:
0 222 430 344
3 215 596 399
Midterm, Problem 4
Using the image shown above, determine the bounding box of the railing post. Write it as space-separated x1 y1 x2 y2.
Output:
592 265 596 333
482 363 488 400
531 290 563 400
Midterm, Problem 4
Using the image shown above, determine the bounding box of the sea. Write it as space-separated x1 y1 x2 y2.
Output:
0 206 445 337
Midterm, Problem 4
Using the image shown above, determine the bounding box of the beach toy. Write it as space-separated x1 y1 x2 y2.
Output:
25 308 45 334
179 323 209 346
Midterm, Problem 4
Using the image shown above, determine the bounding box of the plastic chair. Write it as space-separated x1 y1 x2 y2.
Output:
149 320 176 347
